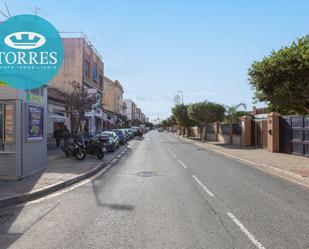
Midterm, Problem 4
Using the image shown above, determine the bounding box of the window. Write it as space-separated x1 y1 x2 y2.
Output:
0 103 14 145
99 75 103 89
4 105 14 142
92 63 98 83
84 60 91 80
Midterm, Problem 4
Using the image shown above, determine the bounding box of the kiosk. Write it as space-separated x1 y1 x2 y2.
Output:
0 85 47 180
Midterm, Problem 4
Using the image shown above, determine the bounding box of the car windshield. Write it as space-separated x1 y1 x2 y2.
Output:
101 132 113 138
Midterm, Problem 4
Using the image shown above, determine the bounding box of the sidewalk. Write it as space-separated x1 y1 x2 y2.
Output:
170 133 309 189
0 146 127 207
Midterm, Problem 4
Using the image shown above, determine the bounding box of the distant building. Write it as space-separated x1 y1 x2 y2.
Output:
103 77 125 128
123 99 137 124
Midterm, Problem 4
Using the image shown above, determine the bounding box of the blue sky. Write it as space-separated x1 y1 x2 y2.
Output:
3 0 309 121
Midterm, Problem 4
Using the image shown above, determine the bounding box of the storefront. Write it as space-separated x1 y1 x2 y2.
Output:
0 87 48 180
47 102 70 147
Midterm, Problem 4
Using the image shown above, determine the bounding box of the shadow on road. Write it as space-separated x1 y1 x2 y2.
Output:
90 145 135 212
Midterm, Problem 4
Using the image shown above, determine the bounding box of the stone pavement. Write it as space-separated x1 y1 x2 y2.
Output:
170 133 309 188
0 145 127 207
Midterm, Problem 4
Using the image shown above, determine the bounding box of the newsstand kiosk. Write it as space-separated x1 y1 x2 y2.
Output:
0 85 47 180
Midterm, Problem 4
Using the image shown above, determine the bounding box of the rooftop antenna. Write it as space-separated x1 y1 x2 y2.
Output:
34 6 40 16
4 0 11 17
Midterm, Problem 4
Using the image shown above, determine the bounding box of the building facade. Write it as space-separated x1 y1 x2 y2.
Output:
103 77 125 128
48 35 104 140
123 99 137 127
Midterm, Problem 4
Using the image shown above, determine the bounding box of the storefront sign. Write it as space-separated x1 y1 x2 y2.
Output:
0 15 64 90
26 93 43 104
27 105 44 140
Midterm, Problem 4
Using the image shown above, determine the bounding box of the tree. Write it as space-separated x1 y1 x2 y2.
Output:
132 119 142 126
64 81 100 135
145 122 154 129
248 35 309 115
225 103 247 144
172 104 196 137
188 101 225 142
167 115 176 128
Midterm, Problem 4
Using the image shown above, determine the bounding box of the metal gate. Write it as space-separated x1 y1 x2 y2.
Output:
280 116 309 157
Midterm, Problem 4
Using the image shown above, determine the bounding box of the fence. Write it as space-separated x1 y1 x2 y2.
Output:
180 113 309 158
189 122 242 146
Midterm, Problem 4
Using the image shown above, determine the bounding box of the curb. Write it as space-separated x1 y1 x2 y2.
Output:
168 133 309 189
0 145 128 208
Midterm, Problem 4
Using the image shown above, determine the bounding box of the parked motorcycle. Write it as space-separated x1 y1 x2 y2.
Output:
85 138 104 160
61 139 87 161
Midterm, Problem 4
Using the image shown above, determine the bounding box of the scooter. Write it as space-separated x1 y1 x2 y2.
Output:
61 139 87 161
85 138 104 160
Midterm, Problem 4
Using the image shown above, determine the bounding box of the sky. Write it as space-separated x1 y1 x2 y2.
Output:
2 0 309 122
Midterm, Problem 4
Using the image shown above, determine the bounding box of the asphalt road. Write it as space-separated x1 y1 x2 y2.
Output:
0 131 309 249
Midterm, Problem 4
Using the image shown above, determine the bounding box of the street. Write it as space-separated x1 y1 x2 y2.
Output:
0 131 309 249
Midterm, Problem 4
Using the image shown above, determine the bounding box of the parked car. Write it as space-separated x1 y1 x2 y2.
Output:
132 126 143 136
127 128 134 139
94 131 119 152
113 129 127 145
158 127 163 132
119 129 130 141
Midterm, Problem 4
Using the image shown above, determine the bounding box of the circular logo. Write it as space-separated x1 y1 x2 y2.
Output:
0 14 64 90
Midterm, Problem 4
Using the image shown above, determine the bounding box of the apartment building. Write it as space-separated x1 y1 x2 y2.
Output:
48 34 104 139
103 77 126 128
123 99 136 122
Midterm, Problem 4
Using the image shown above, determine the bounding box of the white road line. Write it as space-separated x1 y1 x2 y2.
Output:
192 175 214 197
227 212 266 249
111 159 117 163
171 152 177 158
178 159 188 169
117 155 121 158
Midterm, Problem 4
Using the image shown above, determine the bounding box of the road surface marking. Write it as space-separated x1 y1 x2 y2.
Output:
192 175 214 197
178 159 188 169
227 212 266 249
111 159 117 163
171 152 177 158
117 155 121 158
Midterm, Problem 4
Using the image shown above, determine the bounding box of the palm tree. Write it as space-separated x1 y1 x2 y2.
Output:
225 103 247 144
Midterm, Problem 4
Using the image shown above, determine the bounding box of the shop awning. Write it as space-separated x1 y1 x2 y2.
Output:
48 113 67 123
